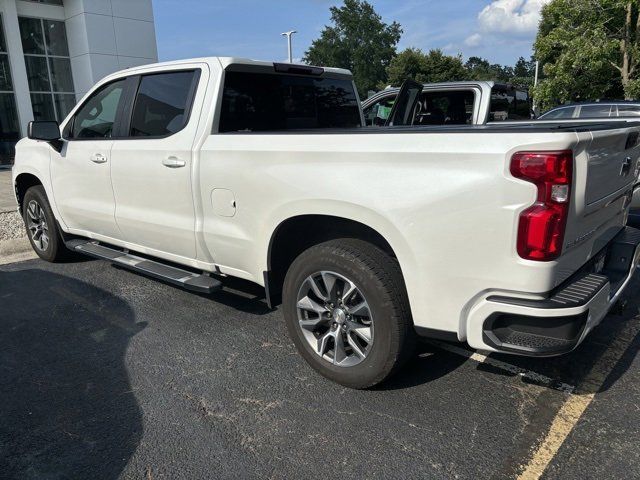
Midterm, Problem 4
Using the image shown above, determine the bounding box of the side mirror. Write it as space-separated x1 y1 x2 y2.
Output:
27 121 63 152
28 120 61 141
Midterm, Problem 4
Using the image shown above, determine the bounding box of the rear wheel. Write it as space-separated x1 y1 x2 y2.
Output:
22 185 68 262
283 239 415 389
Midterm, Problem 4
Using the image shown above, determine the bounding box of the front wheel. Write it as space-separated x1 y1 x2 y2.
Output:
282 239 415 389
22 185 69 262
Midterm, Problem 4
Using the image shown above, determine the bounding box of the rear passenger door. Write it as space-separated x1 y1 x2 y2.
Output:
110 66 206 260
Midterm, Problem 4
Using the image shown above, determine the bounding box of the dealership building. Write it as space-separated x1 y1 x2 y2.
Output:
0 0 158 165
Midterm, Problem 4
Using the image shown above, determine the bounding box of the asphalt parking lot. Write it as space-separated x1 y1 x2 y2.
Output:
1 255 640 480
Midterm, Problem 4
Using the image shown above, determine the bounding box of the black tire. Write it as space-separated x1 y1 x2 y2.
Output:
282 238 415 389
22 185 69 262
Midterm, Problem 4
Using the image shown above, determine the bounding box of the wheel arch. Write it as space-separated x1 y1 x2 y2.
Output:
265 212 414 308
14 172 44 213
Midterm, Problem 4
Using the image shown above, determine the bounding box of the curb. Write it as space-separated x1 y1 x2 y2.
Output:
0 238 36 265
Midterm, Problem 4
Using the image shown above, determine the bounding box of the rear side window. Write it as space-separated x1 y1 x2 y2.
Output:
71 79 126 139
219 71 361 132
579 105 613 118
130 70 197 137
415 90 475 125
617 105 640 117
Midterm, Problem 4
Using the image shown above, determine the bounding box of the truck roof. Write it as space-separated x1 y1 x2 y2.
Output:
115 56 353 78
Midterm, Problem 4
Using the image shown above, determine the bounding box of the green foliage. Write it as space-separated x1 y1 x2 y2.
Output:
305 1 536 97
303 0 402 95
465 56 512 82
464 56 535 87
625 78 640 99
386 48 467 86
533 0 640 110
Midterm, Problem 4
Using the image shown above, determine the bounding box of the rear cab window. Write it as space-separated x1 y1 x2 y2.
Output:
218 66 361 133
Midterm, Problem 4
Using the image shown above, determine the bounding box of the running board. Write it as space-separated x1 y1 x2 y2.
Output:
67 239 222 294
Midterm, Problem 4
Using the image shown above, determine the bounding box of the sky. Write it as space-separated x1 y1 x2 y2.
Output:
152 0 550 67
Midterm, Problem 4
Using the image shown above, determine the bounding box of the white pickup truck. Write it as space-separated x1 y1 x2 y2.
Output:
12 57 640 388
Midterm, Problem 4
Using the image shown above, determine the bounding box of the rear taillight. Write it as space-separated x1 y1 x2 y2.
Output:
510 150 573 261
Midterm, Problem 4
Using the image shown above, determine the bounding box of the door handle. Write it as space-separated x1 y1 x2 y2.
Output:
162 156 186 168
90 153 107 164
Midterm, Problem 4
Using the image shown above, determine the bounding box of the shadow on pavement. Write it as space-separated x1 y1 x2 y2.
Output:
0 268 145 480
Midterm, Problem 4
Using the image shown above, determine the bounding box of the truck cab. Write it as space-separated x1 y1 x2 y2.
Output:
362 81 532 126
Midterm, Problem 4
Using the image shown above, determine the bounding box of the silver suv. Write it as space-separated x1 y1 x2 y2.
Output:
539 102 640 120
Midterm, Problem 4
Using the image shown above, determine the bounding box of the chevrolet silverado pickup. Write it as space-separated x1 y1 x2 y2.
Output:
12 57 640 388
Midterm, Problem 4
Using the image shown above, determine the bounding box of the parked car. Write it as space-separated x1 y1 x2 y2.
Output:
362 81 532 126
539 101 640 120
12 57 640 388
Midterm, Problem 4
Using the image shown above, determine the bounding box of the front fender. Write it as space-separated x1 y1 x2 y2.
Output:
12 140 66 229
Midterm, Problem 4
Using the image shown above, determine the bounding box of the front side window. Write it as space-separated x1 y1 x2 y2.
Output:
19 16 76 122
219 71 361 132
364 95 395 126
541 107 574 119
71 80 126 139
579 105 613 118
129 71 197 137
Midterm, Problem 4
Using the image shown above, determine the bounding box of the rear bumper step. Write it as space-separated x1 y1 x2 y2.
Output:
67 239 222 294
479 226 640 356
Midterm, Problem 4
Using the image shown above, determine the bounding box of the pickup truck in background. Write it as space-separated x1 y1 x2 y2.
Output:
12 57 640 388
362 80 532 126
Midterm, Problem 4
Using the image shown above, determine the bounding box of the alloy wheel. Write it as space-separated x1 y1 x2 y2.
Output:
296 271 374 367
26 200 50 252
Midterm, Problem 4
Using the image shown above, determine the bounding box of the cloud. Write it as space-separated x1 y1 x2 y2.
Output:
477 0 551 35
465 33 482 47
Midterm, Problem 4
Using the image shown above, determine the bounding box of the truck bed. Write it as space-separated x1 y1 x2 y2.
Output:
218 120 640 135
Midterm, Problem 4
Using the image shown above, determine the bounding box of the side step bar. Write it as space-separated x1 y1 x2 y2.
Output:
67 239 222 294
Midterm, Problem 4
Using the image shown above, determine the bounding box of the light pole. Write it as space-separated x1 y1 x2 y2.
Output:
281 30 297 63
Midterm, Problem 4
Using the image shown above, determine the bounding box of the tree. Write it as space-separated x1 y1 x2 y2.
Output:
533 0 640 110
386 48 468 86
465 56 512 82
303 0 402 95
510 56 537 89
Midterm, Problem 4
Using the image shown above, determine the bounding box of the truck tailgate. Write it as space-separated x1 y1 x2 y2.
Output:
563 126 640 261
585 129 640 204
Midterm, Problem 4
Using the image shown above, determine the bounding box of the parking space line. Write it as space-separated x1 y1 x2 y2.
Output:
516 316 640 480
427 340 576 394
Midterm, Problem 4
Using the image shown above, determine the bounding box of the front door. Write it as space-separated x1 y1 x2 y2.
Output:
110 68 204 260
50 79 127 239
